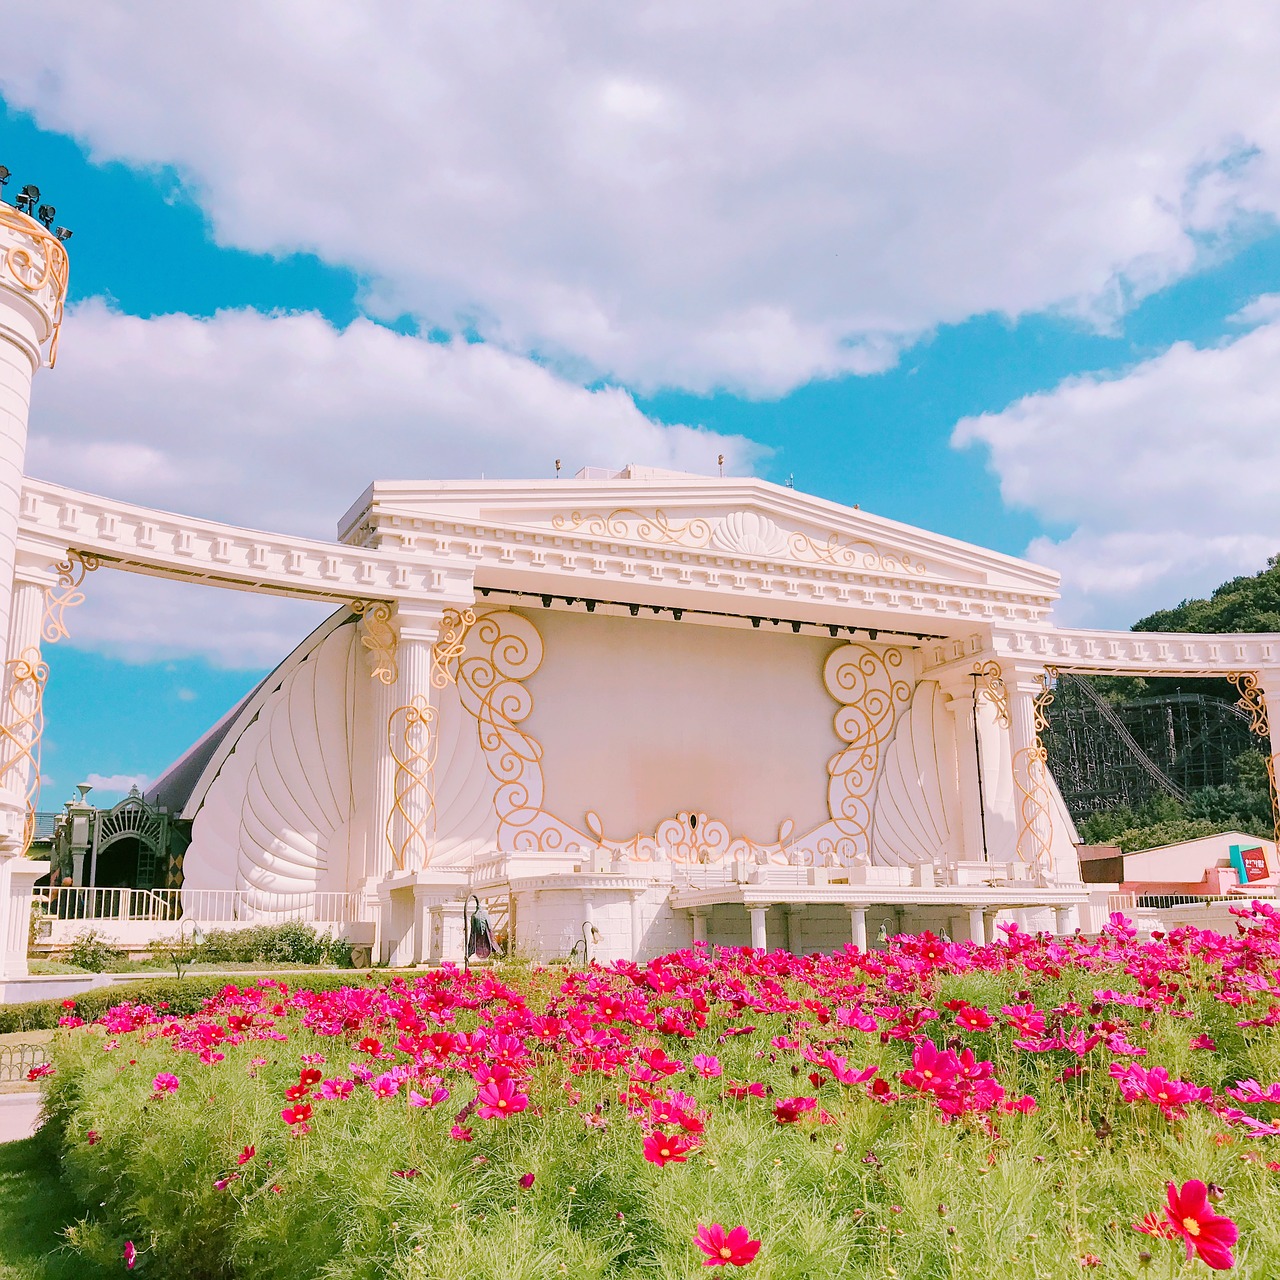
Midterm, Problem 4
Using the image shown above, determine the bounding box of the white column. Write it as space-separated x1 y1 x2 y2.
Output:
849 906 867 952
366 605 444 882
1007 664 1052 884
1254 670 1280 844
0 559 57 819
0 214 62 855
943 683 987 865
785 904 804 954
749 905 769 951
967 907 986 946
391 612 440 874
1053 906 1074 936
629 890 643 959
690 907 708 946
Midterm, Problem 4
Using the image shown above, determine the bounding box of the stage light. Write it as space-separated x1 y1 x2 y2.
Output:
629 604 639 616
0 166 9 193
751 617 761 628
37 204 55 229
584 600 596 612
54 227 72 243
541 595 552 608
868 629 878 640
790 621 801 633
672 609 683 621
828 625 839 637
14 184 38 216
478 587 490 596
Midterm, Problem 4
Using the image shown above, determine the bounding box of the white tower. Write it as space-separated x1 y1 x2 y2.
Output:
0 195 68 980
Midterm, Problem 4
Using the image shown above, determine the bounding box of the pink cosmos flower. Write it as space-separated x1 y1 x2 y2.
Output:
280 1102 313 1127
475 1076 528 1119
151 1072 180 1094
409 1086 450 1108
237 1144 255 1165
772 1096 818 1124
518 1172 535 1190
693 1054 723 1078
123 1240 137 1270
370 1072 402 1099
450 1124 474 1142
1135 1180 1237 1271
693 1224 761 1267
318 1078 354 1101
643 1129 696 1165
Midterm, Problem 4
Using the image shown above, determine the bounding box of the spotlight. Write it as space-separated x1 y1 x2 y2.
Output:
584 600 596 612
751 617 761 628
54 227 72 243
868 629 878 640
0 166 9 193
650 605 661 614
790 621 801 633
478 587 490 596
628 603 639 616
14 184 37 216
563 598 576 606
828 625 839 637
672 609 683 621
37 204 55 229
541 595 552 608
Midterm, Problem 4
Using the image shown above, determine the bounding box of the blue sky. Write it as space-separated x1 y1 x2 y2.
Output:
4 7 1280 808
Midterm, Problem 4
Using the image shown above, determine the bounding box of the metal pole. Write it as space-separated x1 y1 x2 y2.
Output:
463 894 478 972
970 672 990 862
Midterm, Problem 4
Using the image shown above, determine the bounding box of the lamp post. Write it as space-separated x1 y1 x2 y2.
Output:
568 920 601 968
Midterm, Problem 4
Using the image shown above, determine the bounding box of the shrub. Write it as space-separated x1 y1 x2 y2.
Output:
191 922 354 968
0 972 377 1035
61 931 126 974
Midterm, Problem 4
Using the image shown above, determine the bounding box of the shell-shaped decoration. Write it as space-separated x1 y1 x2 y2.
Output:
709 510 788 557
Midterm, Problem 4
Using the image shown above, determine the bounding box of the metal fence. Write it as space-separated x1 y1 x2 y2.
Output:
0 1042 49 1083
34 887 371 925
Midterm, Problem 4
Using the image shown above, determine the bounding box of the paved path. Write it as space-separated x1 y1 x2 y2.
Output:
0 1092 42 1143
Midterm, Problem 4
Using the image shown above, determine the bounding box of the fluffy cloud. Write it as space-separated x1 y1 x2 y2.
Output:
27 302 751 665
5 4 1280 393
85 772 151 795
954 314 1280 627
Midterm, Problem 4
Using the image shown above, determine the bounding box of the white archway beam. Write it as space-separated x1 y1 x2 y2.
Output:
18 479 475 607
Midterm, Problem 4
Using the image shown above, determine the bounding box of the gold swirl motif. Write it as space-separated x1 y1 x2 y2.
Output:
1013 673 1057 884
1228 672 1279 845
42 551 100 644
787 530 926 575
972 659 1009 727
350 600 398 685
430 606 477 689
824 644 912 862
0 647 49 853
551 508 714 547
0 205 70 366
386 695 438 871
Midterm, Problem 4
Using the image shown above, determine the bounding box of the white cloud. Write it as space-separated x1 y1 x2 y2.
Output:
26 302 753 665
5 4 1280 393
954 319 1280 627
85 772 151 794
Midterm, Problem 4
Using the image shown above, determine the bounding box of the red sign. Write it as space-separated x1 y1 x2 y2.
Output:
1240 847 1270 883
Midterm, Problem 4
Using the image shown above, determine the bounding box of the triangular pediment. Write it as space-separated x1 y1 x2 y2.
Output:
341 474 1058 597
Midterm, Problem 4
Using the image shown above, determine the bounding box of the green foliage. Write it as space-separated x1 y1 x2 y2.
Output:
189 921 354 969
61 931 127 974
0 972 376 1035
1133 552 1280 635
33 966 1280 1279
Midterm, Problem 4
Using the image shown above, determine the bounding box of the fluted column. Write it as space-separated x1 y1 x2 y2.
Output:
1007 663 1052 885
1252 669 1280 846
364 604 445 883
942 680 987 866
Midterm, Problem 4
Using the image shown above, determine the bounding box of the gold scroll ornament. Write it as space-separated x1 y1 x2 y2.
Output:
0 205 70 366
430 607 476 689
350 600 398 685
0 648 49 853
1013 671 1057 885
1228 672 1280 846
42 551 100 644
972 658 1009 727
386 695 439 872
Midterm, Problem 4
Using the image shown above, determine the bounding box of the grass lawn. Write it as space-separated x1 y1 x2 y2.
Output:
0 1132 109 1280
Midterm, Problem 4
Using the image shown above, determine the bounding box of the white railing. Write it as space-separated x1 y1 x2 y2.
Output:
34 887 372 926
1107 890 1279 916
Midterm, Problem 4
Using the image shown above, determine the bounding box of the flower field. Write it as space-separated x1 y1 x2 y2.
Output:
35 907 1280 1278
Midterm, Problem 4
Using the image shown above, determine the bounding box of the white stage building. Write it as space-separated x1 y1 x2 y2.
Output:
1 200 1279 977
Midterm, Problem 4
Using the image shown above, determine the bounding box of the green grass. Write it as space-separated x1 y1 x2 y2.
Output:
0 1132 110 1280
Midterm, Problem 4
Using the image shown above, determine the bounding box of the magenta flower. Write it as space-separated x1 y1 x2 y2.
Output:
151 1072 180 1094
518 1172 535 1190
123 1240 137 1270
475 1076 528 1119
694 1224 761 1267
408 1086 450 1108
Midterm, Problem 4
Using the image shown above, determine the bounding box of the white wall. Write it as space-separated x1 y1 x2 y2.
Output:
523 609 842 844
